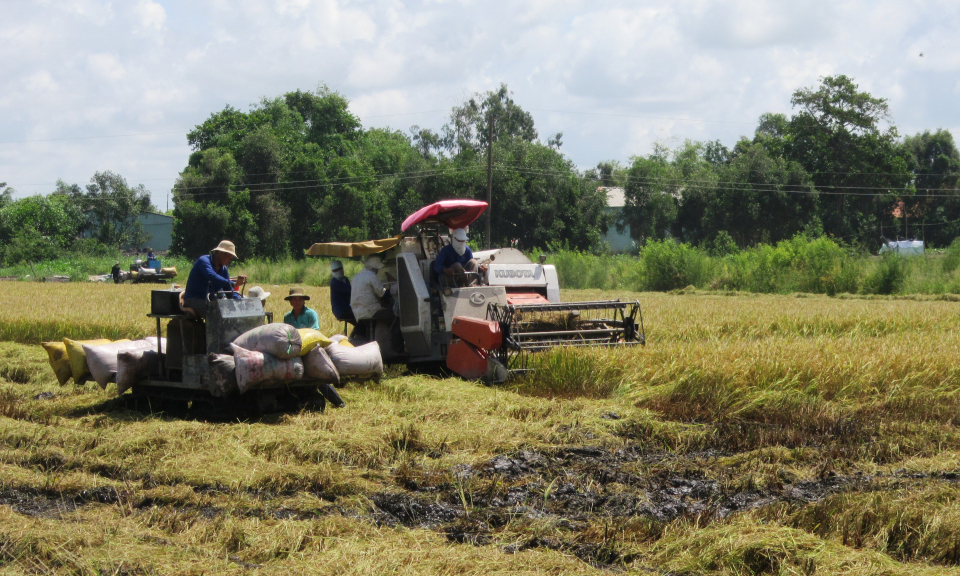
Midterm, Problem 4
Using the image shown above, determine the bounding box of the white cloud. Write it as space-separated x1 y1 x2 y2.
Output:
134 0 167 29
87 53 126 81
2 0 960 207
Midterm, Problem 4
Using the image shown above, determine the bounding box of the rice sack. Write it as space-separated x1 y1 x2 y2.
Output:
232 324 302 359
63 338 121 385
208 353 239 397
325 341 383 380
230 343 304 394
84 339 156 389
303 346 339 384
297 328 333 356
115 349 159 395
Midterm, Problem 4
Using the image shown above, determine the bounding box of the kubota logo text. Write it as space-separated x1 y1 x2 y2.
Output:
494 269 535 278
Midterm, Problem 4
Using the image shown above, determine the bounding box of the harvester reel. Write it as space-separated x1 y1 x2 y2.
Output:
487 299 644 378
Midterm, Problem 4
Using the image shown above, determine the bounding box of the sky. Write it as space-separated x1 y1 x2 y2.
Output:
2 0 959 209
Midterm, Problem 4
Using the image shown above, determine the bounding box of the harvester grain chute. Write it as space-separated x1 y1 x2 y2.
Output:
306 200 645 382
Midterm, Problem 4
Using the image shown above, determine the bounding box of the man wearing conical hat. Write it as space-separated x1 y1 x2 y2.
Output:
182 240 247 316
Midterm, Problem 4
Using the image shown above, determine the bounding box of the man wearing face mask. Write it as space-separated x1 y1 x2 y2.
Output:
329 260 355 325
434 228 480 287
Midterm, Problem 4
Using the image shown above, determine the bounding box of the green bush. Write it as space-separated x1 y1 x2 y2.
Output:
640 241 711 291
861 253 907 295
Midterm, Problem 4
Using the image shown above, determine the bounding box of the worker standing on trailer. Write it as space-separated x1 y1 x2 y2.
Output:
434 228 480 287
182 240 246 316
283 288 320 330
350 256 394 322
329 261 355 325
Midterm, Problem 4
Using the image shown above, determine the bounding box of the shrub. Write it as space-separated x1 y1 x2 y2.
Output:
640 240 711 291
861 253 907 295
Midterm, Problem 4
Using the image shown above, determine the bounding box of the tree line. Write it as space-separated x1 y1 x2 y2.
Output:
0 174 153 266
3 75 959 268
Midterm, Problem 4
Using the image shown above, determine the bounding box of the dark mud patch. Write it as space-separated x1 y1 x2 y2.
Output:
0 486 120 518
373 445 928 568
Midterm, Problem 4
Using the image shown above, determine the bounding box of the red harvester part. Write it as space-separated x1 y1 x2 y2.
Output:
451 317 502 350
505 292 550 305
446 339 489 380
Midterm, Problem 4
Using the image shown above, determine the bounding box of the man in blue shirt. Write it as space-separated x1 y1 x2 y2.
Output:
329 261 355 324
434 228 480 287
182 240 246 317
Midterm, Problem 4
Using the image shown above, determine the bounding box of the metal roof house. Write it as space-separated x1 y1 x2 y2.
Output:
82 211 174 252
599 187 635 253
136 211 173 252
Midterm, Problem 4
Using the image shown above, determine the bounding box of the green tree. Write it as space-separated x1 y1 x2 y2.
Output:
620 145 682 243
903 129 960 246
80 171 154 249
0 182 13 208
698 140 819 247
784 75 912 247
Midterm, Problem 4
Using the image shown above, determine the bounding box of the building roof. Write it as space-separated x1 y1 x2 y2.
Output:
599 187 625 208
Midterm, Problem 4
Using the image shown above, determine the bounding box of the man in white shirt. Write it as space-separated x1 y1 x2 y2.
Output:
349 255 395 322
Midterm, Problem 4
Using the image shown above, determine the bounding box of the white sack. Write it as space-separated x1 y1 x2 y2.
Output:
143 336 167 353
232 323 302 359
303 346 340 385
84 339 155 389
230 343 304 394
116 349 159 395
208 353 239 397
325 341 383 379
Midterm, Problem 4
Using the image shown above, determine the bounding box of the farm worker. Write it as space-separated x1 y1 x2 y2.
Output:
248 286 274 323
111 261 121 284
350 256 394 323
329 260 355 325
283 287 320 330
434 228 479 287
182 240 246 316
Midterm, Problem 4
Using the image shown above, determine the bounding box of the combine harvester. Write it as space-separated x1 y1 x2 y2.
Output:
307 200 645 382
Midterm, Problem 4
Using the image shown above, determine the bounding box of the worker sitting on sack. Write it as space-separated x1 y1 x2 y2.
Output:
329 260 355 325
350 256 395 324
350 255 404 352
283 287 320 330
182 240 246 317
435 228 480 287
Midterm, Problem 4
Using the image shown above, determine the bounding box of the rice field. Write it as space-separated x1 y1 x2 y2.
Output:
1 282 960 573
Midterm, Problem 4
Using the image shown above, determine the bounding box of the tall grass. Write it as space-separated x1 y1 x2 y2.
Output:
544 235 960 296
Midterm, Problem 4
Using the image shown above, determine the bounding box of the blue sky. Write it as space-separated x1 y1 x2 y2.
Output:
2 0 958 208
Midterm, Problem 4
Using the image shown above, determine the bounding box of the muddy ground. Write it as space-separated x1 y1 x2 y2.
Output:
10 434 960 571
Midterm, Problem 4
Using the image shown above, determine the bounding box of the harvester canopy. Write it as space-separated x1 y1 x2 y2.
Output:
401 200 488 232
305 234 404 257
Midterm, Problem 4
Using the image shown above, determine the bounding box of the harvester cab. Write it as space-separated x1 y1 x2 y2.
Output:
307 200 645 383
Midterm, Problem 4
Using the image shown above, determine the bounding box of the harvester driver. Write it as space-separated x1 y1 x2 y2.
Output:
182 240 246 317
435 228 479 287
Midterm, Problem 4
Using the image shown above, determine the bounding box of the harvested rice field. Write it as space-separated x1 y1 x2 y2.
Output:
2 282 960 574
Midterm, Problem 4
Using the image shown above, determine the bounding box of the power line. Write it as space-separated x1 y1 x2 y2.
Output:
0 131 186 145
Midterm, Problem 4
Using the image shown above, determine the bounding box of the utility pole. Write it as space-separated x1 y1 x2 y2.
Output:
485 116 494 249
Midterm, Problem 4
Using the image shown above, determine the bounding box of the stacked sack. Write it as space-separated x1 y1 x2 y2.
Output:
211 325 382 398
42 337 165 389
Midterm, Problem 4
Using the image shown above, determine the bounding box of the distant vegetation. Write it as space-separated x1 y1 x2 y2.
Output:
3 75 959 267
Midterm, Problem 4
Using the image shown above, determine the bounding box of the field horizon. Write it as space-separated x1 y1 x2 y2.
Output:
0 285 958 573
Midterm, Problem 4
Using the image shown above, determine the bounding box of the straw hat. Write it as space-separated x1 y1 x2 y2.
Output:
284 287 310 301
211 240 238 260
248 286 270 300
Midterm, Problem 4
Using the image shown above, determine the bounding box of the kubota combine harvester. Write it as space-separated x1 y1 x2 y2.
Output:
307 200 645 383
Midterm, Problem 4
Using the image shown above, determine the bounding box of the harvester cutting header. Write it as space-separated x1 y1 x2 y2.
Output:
307 199 645 382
